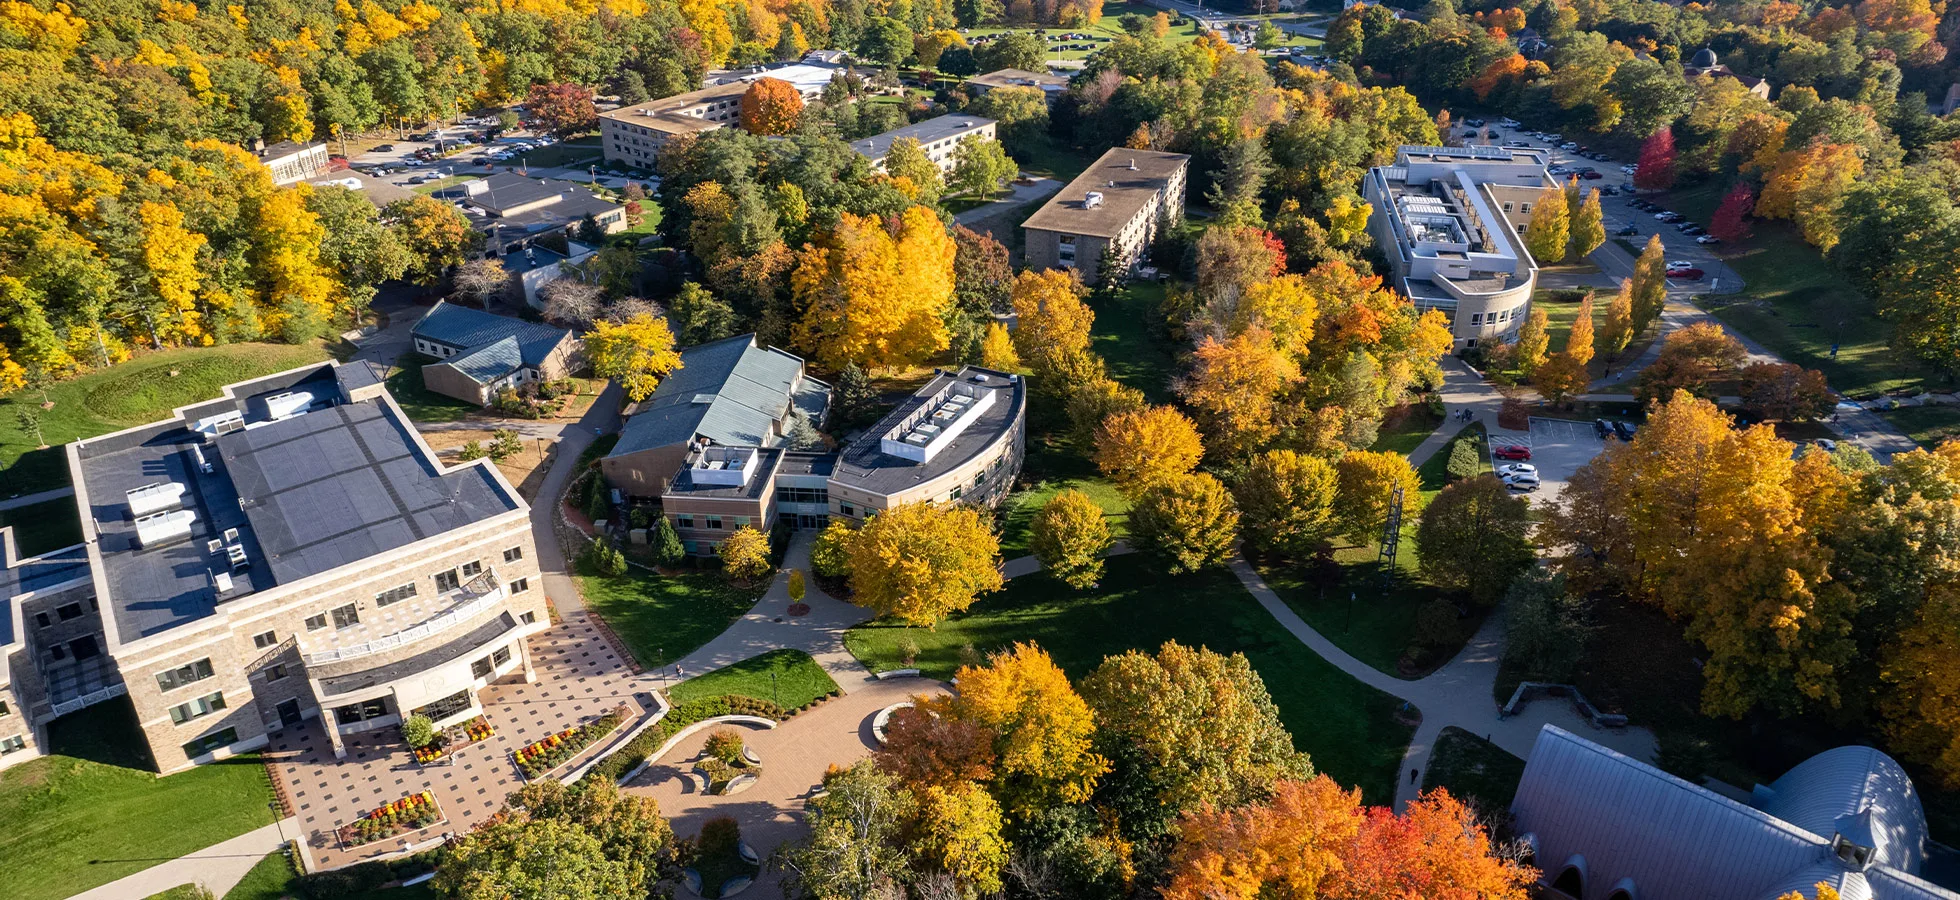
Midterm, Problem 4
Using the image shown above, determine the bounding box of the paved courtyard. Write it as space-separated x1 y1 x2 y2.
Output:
625 678 949 893
268 611 648 869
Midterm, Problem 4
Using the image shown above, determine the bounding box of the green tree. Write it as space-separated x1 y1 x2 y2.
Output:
1446 438 1480 481
970 86 1050 151
1568 188 1605 260
667 281 737 345
1235 450 1338 558
1030 489 1114 589
384 195 480 287
1130 473 1240 574
1416 476 1534 607
401 714 437 748
652 516 686 567
436 780 674 900
1501 568 1591 683
950 137 1018 200
858 17 916 65
488 429 524 462
882 137 943 203
777 762 915 900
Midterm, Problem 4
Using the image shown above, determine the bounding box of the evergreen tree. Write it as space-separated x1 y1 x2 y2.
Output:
652 516 686 567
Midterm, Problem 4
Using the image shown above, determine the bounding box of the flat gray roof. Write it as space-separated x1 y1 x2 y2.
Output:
319 611 518 697
831 367 1024 496
0 542 89 647
851 114 995 162
77 365 520 639
1021 148 1189 239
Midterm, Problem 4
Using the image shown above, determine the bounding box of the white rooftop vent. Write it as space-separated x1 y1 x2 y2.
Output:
135 509 197 549
692 393 717 405
263 390 313 421
1084 191 1104 209
191 443 213 474
1128 158 1138 170
194 410 246 437
212 570 234 594
127 481 187 518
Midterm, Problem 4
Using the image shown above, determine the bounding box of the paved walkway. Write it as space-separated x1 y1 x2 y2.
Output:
664 532 878 694
64 819 298 900
527 380 622 616
951 177 1063 226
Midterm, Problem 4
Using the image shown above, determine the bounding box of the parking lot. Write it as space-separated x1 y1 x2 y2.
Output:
1502 418 1610 508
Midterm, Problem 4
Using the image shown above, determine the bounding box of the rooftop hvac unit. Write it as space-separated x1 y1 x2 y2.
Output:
263 390 313 421
135 509 197 549
195 410 246 437
1084 191 1104 209
127 481 188 518
191 443 214 474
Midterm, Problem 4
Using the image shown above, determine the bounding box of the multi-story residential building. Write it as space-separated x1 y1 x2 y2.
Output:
32 361 549 774
600 68 849 167
1363 144 1553 348
258 141 332 186
1022 148 1190 284
0 532 97 770
852 114 998 174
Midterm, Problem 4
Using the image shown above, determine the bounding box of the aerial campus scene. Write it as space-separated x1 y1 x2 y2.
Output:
1 0 1959 897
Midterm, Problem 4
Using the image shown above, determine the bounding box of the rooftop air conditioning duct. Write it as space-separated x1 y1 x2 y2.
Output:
135 509 197 549
1084 191 1103 209
127 481 187 518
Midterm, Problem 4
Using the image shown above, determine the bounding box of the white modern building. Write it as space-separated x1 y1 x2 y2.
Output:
1363 145 1554 348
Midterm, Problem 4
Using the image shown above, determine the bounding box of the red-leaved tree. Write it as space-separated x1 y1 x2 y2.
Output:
1634 127 1677 191
525 83 597 136
1710 183 1756 243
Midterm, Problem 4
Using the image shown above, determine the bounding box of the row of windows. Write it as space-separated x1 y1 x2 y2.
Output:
674 514 751 531
263 547 525 641
333 697 390 725
182 727 236 760
775 487 829 504
470 644 516 680
33 598 95 629
1468 307 1521 329
168 691 226 725
156 658 215 693
1 734 24 754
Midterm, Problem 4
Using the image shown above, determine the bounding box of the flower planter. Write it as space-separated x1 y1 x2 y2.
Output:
514 704 630 779
413 716 496 765
337 791 445 848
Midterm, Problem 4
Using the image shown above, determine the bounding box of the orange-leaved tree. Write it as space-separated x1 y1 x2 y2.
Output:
738 77 802 135
1179 326 1301 458
1094 405 1206 497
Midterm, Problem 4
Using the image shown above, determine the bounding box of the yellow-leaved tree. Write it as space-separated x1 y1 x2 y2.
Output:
716 526 772 584
1094 405 1205 497
1008 268 1094 377
585 312 682 401
845 502 1002 628
1179 326 1301 458
912 782 1009 895
979 321 1019 371
792 207 955 371
1333 450 1422 543
949 642 1108 815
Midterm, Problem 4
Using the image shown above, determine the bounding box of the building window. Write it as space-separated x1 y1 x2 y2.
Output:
0 700 10 717
950 486 963 501
180 727 235 760
676 515 694 529
461 560 483 578
330 604 360 629
375 583 418 607
1470 313 1483 326
46 645 65 662
733 516 750 528
840 502 856 517
705 516 723 530
511 577 530 594
56 602 83 621
0 734 22 754
253 630 278 649
34 612 49 629
305 613 328 631
266 664 289 682
503 547 524 563
776 486 829 504
493 645 513 667
1503 202 1513 211
156 659 216 693
521 611 538 624
169 691 227 725
472 656 493 679
436 569 461 592
1520 202 1532 213
332 698 389 725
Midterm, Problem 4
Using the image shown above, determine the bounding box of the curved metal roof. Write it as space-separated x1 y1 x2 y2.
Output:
1756 746 1929 875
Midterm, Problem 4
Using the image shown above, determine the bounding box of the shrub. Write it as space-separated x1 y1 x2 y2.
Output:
629 507 652 528
489 428 524 461
698 816 742 861
583 472 612 520
457 440 488 461
787 569 806 602
705 728 746 765
581 540 628 576
401 714 437 749
584 696 789 783
652 516 687 567
897 637 921 666
810 519 855 578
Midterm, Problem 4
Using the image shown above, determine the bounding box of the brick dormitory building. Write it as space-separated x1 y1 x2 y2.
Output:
1 360 548 773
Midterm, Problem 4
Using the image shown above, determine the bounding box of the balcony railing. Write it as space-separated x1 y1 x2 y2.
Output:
301 571 506 667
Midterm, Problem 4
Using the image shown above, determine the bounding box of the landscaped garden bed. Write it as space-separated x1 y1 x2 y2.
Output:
684 816 760 898
692 728 764 796
411 716 495 765
584 695 792 785
514 704 631 779
337 791 444 848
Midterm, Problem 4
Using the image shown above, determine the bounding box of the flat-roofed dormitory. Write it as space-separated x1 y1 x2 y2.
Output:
1021 147 1190 285
0 361 550 774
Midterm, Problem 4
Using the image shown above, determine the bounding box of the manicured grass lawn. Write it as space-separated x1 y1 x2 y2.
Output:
384 353 479 424
1879 405 1960 449
1369 401 1444 456
996 476 1130 558
144 887 211 900
844 555 1416 804
510 137 602 169
0 496 83 556
576 569 766 669
223 851 437 900
1421 726 1525 814
0 699 277 900
1664 181 1930 400
1255 545 1472 680
669 649 841 711
1536 289 1656 383
1091 281 1178 403
0 342 330 496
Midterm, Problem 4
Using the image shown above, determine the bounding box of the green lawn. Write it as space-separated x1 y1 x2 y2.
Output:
844 555 1416 804
1254 544 1476 679
411 174 483 195
1421 727 1525 814
1416 422 1490 501
224 851 438 900
144 887 211 900
1536 289 1656 383
668 649 841 709
0 699 277 900
511 137 603 169
996 476 1130 558
0 496 83 556
1011 132 1098 182
1369 401 1444 456
0 342 331 496
1091 281 1178 403
1664 181 1930 400
384 353 479 424
576 569 767 669
1878 405 1960 449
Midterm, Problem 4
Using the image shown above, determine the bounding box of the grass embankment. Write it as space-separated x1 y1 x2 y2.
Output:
844 555 1415 804
384 353 479 424
0 699 277 900
668 649 841 710
0 342 331 495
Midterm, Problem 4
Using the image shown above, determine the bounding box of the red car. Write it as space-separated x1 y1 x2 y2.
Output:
1580 171 1604 179
1494 445 1532 461
1666 267 1705 280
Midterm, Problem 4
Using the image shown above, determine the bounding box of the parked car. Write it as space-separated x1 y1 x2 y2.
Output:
1494 444 1533 461
1599 185 1620 196
1665 266 1705 280
1696 235 1723 245
1816 438 1838 452
1616 224 1640 235
1499 463 1539 478
1595 419 1615 438
1580 171 1604 180
1621 164 1639 174
1504 473 1542 492
1656 212 1683 222
1680 225 1706 236
1560 141 1580 150
373 144 396 152
1499 118 1521 128
1464 117 1485 127
1613 421 1638 441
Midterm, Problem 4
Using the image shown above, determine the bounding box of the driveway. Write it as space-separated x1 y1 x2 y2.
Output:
1518 417 1608 508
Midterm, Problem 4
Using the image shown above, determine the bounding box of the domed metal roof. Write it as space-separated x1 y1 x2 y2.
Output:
1690 47 1719 68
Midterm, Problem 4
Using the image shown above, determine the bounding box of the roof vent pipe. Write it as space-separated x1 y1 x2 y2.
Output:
1128 158 1137 170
